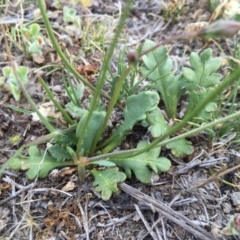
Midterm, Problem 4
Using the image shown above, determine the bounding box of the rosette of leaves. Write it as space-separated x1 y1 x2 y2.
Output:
21 23 45 56
1 66 28 101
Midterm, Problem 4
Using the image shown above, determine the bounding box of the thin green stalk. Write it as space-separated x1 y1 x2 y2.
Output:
39 77 74 125
137 32 199 60
62 74 75 104
88 110 240 162
24 130 62 147
228 78 240 114
36 0 110 102
3 104 32 114
76 0 133 155
125 67 240 158
65 69 80 107
1 24 56 133
129 53 169 92
90 66 132 154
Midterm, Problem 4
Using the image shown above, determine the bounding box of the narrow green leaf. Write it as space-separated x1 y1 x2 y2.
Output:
2 104 32 114
76 111 106 155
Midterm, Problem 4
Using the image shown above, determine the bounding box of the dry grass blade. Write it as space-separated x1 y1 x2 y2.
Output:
134 204 159 240
185 159 240 192
0 183 35 207
78 201 89 240
119 182 216 240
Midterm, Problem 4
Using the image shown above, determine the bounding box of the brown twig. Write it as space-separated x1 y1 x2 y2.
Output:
0 183 36 207
119 182 216 240
134 204 159 240
185 159 240 192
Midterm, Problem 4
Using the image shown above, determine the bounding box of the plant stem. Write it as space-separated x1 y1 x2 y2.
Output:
36 0 111 102
90 67 133 155
125 67 240 158
89 109 240 162
1 24 56 133
39 77 74 125
76 0 133 155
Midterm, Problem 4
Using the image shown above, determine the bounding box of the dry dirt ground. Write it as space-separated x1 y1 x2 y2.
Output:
1 0 240 239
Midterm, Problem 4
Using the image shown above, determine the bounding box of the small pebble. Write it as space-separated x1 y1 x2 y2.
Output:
230 192 240 205
222 202 232 214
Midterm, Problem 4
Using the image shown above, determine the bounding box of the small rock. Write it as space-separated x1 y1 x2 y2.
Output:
51 85 62 93
230 192 240 205
222 202 232 213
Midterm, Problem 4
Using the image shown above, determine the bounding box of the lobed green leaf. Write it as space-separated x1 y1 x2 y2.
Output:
91 168 126 200
9 146 70 179
101 91 159 152
166 139 194 158
110 141 171 183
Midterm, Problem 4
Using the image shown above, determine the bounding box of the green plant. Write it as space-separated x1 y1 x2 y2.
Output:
182 48 222 122
20 23 45 56
162 0 186 23
140 39 184 120
3 0 240 201
1 66 28 101
62 6 81 37
9 146 71 179
208 0 240 20
221 214 240 236
139 43 223 157
140 42 222 122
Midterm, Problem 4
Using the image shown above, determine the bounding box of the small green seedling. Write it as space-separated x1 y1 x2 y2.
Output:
221 214 240 236
1 66 28 101
9 135 21 145
63 6 81 35
21 23 45 56
166 139 194 158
